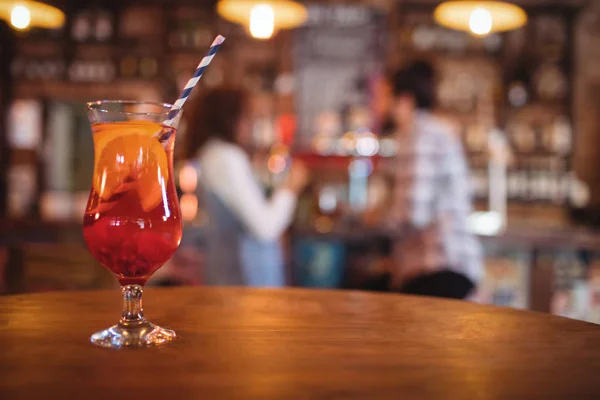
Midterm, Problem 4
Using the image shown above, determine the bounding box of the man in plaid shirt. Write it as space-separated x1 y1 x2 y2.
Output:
384 61 483 299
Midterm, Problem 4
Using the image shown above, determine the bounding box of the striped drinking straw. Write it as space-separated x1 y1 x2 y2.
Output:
161 34 226 131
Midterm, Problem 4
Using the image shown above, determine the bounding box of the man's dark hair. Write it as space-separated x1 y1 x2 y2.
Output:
391 60 436 110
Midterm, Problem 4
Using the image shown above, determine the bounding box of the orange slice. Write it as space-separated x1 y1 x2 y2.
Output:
92 122 168 211
92 121 162 174
134 137 170 212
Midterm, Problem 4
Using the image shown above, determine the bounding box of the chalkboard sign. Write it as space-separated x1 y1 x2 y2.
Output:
293 5 386 148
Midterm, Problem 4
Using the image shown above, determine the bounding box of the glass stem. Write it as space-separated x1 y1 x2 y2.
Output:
119 284 146 327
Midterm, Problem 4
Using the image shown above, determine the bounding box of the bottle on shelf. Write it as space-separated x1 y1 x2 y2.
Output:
71 11 92 42
95 11 114 42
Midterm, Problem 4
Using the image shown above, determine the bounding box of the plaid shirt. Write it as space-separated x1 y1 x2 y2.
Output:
387 111 483 286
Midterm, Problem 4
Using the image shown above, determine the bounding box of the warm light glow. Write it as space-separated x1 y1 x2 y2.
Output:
10 5 30 30
217 0 307 40
178 164 198 193
468 211 503 236
0 1 65 30
180 194 198 222
313 136 334 155
469 7 492 36
355 136 380 157
340 132 357 155
315 216 334 233
434 1 527 34
318 187 337 214
267 154 287 174
249 4 275 40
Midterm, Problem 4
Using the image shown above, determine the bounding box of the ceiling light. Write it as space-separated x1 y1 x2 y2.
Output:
217 0 307 40
434 1 527 36
0 1 65 30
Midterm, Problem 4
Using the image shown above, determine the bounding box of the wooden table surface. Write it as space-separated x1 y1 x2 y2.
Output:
1 287 600 399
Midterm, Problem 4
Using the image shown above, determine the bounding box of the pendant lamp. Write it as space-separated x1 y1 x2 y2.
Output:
434 1 527 36
217 0 307 40
0 1 65 30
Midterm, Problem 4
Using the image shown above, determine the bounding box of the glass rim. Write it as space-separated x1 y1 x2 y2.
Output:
86 100 175 117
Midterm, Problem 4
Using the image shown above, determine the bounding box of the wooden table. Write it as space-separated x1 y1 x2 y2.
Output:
1 287 600 399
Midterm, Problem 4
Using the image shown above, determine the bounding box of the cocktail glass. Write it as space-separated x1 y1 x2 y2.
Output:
84 100 182 349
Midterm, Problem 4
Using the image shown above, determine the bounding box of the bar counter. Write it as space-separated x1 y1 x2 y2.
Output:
2 287 600 399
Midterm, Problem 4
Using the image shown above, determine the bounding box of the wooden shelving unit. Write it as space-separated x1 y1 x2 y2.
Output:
1 1 290 220
394 3 581 207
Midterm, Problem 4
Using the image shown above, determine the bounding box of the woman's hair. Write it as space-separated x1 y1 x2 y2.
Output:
391 60 436 110
181 86 249 160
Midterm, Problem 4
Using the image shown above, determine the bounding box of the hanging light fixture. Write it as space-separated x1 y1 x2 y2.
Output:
0 1 65 30
217 0 307 40
434 1 527 36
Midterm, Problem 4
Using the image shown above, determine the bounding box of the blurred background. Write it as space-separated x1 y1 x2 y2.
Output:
1 0 600 322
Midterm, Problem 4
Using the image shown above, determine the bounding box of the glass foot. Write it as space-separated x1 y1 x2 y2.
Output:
90 321 176 349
